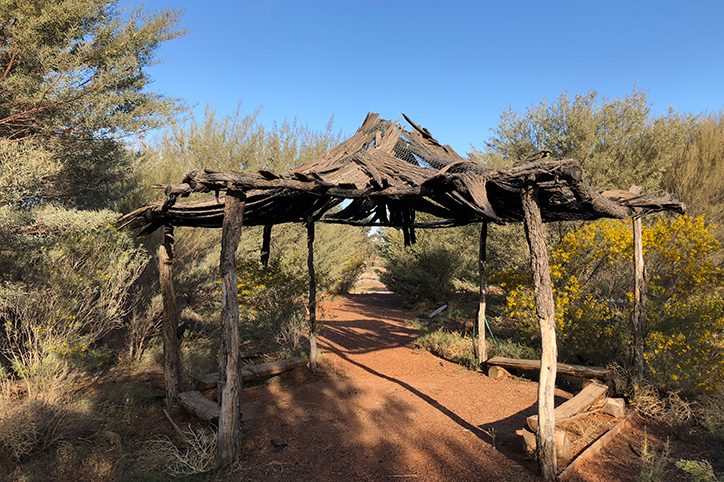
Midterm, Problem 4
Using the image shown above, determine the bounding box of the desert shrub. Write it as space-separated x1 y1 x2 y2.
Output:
378 225 478 307
489 339 542 360
638 432 671 482
414 330 479 370
695 391 724 440
675 459 718 482
334 255 366 294
504 216 724 391
0 373 98 461
235 256 310 350
0 226 149 389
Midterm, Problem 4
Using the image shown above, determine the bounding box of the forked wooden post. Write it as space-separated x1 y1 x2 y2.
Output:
159 225 180 409
218 189 245 468
521 178 558 480
474 221 488 363
631 216 647 390
307 215 318 370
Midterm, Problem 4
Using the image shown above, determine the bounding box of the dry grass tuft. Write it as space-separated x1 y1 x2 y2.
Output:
141 425 218 476
634 384 693 427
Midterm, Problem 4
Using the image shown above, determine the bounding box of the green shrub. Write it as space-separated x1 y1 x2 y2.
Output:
334 255 366 294
0 226 149 388
414 329 480 370
676 459 718 482
378 226 477 307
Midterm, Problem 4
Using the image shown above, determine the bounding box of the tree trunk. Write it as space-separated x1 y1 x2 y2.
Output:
631 216 647 391
218 189 245 468
474 221 488 363
307 215 318 370
159 225 180 410
522 179 558 480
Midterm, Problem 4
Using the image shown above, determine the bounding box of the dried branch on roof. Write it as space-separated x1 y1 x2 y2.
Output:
119 113 685 236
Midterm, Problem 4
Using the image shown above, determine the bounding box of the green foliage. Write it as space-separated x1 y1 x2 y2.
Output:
0 0 186 227
334 255 366 294
504 216 724 391
696 391 724 441
414 329 479 370
663 110 724 252
236 256 309 347
638 432 671 482
479 87 688 193
0 226 149 383
378 224 479 307
676 459 718 482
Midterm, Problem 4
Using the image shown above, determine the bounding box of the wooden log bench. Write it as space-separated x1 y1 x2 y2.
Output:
180 358 310 424
486 356 613 381
194 357 310 391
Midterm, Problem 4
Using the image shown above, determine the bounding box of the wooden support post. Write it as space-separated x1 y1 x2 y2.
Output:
218 189 245 468
261 224 272 267
307 215 318 370
522 178 558 480
159 225 180 409
631 216 647 391
474 221 488 363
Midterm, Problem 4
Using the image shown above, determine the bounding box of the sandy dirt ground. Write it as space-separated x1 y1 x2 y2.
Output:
235 292 571 481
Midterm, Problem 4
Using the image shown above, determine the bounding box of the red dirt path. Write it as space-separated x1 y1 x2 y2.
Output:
236 292 574 481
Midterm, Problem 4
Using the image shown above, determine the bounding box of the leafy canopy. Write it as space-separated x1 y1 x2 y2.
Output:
0 0 186 227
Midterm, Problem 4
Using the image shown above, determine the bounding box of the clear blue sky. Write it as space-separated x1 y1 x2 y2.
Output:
134 0 724 156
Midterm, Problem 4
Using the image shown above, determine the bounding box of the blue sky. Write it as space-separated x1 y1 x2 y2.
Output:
134 0 724 156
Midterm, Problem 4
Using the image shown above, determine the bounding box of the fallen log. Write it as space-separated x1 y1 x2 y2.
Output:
486 356 613 381
194 357 310 391
557 413 633 481
178 390 220 424
527 382 609 432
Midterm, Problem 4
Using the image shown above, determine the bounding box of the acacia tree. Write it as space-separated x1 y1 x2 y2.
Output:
0 0 185 388
479 87 688 192
663 111 724 253
0 0 186 237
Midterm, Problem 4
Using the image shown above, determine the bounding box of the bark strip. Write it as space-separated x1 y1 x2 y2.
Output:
261 224 272 267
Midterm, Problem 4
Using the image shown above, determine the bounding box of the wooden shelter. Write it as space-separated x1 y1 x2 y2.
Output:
120 113 685 477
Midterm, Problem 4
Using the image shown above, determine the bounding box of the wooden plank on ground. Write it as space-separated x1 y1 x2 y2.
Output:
178 390 220 424
528 382 609 432
487 356 613 380
193 357 309 390
557 413 633 481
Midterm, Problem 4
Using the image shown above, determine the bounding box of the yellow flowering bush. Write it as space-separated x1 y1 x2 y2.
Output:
504 216 723 391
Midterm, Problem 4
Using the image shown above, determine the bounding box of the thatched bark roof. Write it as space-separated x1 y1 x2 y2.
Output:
119 113 685 235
